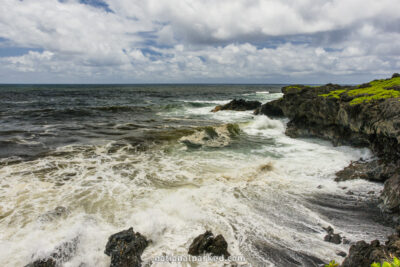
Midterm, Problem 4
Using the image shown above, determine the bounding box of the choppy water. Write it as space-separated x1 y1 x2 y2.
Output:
0 84 392 266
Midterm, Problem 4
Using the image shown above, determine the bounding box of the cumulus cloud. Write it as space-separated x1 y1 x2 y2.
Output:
0 0 399 83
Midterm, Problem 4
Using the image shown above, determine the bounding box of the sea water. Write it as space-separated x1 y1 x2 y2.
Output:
0 84 392 266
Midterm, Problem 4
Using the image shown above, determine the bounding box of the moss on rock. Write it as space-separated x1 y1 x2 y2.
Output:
318 76 400 105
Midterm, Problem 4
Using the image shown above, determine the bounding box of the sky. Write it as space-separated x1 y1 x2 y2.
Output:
0 0 399 84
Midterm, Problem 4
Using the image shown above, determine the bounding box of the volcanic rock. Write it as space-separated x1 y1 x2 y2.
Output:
104 227 148 267
211 99 261 112
188 231 230 258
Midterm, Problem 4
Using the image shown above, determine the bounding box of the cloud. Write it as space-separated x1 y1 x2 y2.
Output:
0 0 399 83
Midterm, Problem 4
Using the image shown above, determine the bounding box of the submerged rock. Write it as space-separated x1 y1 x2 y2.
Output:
211 99 261 112
188 231 230 258
104 227 148 267
39 206 70 222
253 240 325 267
341 227 400 267
25 237 79 267
179 124 240 148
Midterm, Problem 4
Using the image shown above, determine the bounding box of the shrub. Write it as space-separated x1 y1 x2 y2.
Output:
325 260 339 267
371 257 400 267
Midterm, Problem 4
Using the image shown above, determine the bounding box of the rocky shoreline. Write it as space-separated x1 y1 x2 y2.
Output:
253 73 400 266
254 74 400 216
25 75 400 267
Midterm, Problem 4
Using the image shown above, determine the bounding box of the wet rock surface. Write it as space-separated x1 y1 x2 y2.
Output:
104 227 148 267
255 76 400 216
253 240 325 267
323 226 342 244
179 124 240 148
264 82 400 162
381 174 400 214
188 231 230 258
25 237 79 267
254 99 284 117
211 99 261 112
335 160 398 183
341 227 400 267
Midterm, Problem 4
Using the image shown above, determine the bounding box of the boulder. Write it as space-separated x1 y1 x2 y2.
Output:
381 174 400 213
104 227 148 267
254 100 284 116
211 99 261 112
324 234 342 244
341 227 400 266
188 231 230 258
323 226 342 244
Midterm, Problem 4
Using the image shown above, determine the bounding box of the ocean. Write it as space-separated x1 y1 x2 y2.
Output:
0 84 392 266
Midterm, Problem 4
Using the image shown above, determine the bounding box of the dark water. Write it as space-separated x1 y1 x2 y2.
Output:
0 84 282 160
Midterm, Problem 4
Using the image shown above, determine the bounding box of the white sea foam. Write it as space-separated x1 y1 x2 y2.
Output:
0 93 390 266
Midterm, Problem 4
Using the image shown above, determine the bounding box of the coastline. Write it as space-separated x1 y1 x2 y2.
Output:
2 81 397 266
252 73 400 266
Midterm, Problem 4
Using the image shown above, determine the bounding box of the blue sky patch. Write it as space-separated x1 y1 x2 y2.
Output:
58 0 112 12
79 0 112 12
0 46 44 58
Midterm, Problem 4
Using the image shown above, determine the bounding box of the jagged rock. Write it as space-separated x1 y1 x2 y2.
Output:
25 237 79 267
259 76 400 216
188 231 230 258
381 174 400 213
25 258 56 267
323 226 334 235
254 100 284 116
267 81 400 161
179 124 240 148
341 240 387 267
323 226 342 244
341 227 400 266
335 160 398 182
211 99 261 112
104 227 148 267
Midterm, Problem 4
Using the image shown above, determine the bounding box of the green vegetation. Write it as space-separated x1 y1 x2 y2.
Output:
286 85 304 90
284 85 306 93
320 89 347 99
371 257 400 267
325 260 339 267
318 77 400 105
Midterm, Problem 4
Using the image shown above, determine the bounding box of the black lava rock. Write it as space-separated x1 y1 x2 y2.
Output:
105 227 148 267
188 231 230 258
211 99 261 112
